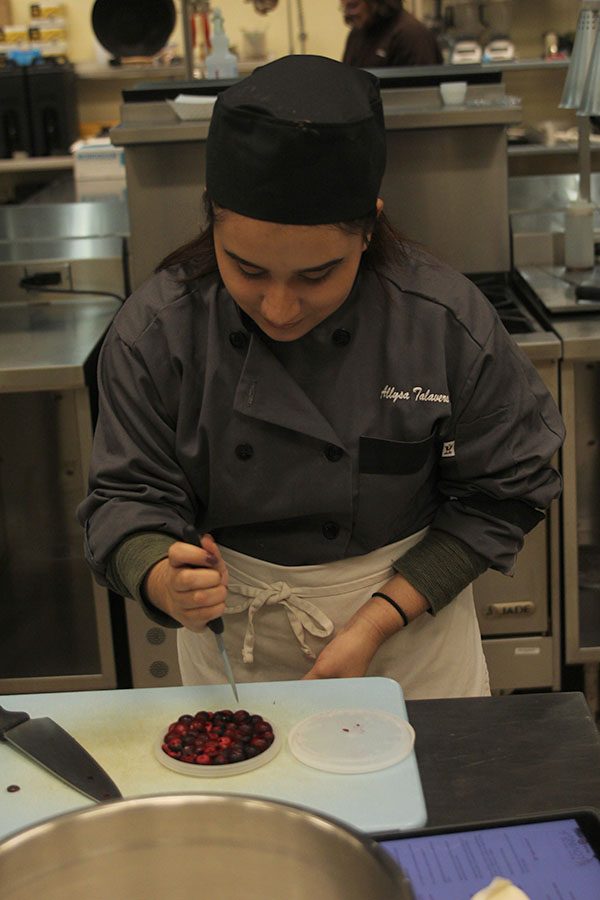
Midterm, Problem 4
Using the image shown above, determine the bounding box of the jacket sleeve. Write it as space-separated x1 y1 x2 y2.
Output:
432 319 565 574
77 327 195 586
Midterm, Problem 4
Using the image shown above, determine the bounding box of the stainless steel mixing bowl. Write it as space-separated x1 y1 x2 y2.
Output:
0 793 415 899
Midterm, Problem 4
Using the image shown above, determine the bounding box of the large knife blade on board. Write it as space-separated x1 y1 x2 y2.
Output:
0 705 122 802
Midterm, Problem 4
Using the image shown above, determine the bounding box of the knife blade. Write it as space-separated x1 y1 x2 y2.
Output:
0 705 122 803
182 524 240 702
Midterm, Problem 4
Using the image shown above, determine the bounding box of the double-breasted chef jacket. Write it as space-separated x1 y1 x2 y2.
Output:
79 246 564 588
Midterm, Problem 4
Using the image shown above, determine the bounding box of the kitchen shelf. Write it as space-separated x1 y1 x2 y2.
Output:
0 156 73 173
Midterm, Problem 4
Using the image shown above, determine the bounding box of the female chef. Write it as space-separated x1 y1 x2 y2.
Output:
78 55 564 700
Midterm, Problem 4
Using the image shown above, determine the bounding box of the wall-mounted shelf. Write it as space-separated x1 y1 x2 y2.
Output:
0 157 73 174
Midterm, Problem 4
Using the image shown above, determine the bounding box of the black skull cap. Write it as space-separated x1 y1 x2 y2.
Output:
206 54 386 225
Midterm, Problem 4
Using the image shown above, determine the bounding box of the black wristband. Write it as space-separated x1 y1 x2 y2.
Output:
371 592 409 627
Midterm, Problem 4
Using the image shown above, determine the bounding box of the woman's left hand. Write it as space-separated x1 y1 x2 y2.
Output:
302 575 429 680
302 608 389 680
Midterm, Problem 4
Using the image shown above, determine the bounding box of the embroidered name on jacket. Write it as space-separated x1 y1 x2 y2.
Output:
380 384 450 404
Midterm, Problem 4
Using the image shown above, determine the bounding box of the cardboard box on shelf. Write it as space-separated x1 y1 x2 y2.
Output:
0 23 28 46
75 179 127 202
29 4 65 18
71 137 126 182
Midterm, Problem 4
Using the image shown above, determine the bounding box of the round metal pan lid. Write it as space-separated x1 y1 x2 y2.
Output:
288 708 416 774
92 0 176 59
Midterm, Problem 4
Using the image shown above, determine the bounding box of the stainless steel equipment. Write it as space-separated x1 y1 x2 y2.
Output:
0 200 126 693
110 74 562 692
506 175 600 686
0 793 414 900
509 266 600 670
468 271 563 691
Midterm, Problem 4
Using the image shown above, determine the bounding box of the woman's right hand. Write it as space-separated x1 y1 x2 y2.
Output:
143 533 229 632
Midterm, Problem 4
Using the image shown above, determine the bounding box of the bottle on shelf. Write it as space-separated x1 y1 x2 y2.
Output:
204 8 238 80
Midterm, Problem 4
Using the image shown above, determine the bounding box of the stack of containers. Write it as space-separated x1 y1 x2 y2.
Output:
0 4 68 58
28 3 68 58
0 22 29 56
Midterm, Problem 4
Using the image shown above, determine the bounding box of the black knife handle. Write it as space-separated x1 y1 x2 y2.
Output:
182 525 225 636
0 706 30 740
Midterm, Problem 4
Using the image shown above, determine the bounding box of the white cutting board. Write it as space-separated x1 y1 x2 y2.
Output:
0 677 427 841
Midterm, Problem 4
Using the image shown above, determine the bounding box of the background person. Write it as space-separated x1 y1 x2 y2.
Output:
340 0 443 67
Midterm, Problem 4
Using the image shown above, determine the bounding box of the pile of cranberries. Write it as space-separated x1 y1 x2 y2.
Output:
161 709 275 766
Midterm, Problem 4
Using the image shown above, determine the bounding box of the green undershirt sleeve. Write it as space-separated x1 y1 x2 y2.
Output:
108 527 488 628
107 531 181 628
392 529 489 614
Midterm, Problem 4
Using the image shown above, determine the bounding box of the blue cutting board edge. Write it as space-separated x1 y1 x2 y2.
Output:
0 677 427 841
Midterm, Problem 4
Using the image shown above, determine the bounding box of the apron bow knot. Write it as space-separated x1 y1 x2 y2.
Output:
226 579 334 664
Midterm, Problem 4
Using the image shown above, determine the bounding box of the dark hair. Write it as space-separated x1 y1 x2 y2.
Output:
157 193 408 277
364 0 404 20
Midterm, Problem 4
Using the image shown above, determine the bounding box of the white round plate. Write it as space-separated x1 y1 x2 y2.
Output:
287 708 415 774
154 718 282 777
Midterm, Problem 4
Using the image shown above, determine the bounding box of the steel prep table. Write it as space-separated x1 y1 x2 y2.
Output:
0 296 121 693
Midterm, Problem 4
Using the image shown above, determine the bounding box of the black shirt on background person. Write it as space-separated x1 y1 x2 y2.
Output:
341 0 442 68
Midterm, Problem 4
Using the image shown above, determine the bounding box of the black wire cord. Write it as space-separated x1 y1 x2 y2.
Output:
19 284 125 303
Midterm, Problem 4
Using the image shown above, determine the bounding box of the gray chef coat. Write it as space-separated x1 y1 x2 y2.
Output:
78 247 564 586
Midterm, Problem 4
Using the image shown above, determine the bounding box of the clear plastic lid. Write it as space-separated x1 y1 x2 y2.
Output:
287 709 415 775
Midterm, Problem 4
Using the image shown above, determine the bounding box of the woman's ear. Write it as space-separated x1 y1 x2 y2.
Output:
375 197 384 217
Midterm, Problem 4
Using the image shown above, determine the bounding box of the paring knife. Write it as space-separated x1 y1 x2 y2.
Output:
183 525 240 702
0 705 122 802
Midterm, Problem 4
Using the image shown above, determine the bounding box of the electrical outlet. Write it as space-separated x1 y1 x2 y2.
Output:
22 262 72 291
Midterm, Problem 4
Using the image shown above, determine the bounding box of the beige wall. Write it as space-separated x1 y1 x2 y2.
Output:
9 1 348 64
7 1 582 134
8 1 583 66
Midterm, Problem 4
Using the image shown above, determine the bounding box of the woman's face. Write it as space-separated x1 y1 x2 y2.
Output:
213 208 373 342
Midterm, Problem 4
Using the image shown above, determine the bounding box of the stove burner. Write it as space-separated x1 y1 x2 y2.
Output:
468 272 542 335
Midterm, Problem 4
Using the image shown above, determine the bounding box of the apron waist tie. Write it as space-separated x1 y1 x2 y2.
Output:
226 580 334 664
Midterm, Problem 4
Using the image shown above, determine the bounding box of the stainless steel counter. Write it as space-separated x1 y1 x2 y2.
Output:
0 201 129 242
0 298 120 392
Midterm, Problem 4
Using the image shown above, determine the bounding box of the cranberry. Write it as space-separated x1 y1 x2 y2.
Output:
181 753 196 763
213 753 229 765
161 709 275 767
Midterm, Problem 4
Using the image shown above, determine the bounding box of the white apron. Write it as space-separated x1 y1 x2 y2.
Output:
177 528 490 700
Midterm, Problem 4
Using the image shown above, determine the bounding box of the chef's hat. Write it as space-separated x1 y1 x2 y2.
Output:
206 54 386 225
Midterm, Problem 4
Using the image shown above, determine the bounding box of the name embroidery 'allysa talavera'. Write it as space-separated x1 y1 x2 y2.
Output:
380 385 450 404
